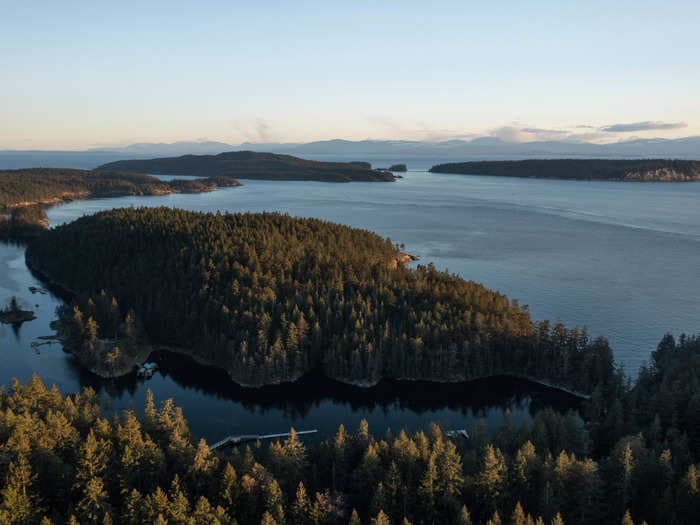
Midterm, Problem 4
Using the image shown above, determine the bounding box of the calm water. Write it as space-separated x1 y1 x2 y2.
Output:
3 171 698 440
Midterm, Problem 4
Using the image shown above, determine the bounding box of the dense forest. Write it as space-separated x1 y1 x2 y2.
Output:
27 207 615 392
429 159 700 182
0 206 49 239
0 169 239 238
1 334 699 524
97 151 396 182
0 168 240 210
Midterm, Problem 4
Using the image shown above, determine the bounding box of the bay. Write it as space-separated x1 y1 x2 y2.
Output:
3 170 698 440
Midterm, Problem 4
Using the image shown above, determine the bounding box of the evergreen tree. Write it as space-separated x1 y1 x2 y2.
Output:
0 455 42 524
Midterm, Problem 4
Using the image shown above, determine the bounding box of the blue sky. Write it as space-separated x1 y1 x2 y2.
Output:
1 1 698 149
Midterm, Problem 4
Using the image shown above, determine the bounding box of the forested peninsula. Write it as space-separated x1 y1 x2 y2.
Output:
27 207 613 394
0 168 240 239
97 151 396 182
429 159 700 181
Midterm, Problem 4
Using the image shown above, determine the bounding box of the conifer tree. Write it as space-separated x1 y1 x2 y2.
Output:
0 455 42 524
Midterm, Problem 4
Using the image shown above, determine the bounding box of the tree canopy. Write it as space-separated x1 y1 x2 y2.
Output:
28 207 613 391
0 333 699 524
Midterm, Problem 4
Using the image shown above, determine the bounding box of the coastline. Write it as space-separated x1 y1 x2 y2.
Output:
39 312 592 401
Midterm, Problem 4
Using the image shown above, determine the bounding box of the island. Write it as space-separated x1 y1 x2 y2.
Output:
0 168 240 238
388 163 407 172
97 150 396 182
0 296 36 325
429 158 700 181
27 207 610 396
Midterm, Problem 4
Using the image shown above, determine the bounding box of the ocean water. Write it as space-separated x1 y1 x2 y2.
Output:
2 170 697 439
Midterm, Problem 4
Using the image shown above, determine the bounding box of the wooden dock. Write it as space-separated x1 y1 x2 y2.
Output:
209 429 318 451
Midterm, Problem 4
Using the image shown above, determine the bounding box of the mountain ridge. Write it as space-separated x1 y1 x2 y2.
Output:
2 136 699 170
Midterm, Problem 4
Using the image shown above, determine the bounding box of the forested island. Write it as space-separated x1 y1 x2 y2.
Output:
429 159 700 181
97 151 396 182
0 168 240 238
1 333 699 524
27 207 613 395
0 296 36 325
389 164 407 172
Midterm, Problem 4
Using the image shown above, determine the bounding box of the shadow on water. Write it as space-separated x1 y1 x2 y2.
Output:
4 233 584 440
77 348 582 421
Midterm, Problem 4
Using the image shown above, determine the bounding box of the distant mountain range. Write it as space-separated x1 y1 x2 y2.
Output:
1 136 699 170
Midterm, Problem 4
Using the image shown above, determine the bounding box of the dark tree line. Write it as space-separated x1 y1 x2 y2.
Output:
0 168 239 210
1 334 700 523
429 159 700 182
28 207 613 391
0 206 48 240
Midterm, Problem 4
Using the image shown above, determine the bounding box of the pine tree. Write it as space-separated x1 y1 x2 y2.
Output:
418 451 437 521
167 476 191 523
511 502 527 525
371 509 391 525
291 481 311 524
486 510 502 525
478 445 507 513
348 508 362 525
144 389 157 435
76 477 110 524
0 455 42 524
459 504 472 525
191 438 218 492
218 462 239 511
74 430 107 490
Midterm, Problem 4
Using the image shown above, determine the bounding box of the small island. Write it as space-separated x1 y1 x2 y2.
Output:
0 296 36 325
97 150 396 182
28 207 610 397
0 168 240 238
388 163 407 172
429 158 700 181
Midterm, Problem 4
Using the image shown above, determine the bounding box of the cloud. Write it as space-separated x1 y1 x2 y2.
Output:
489 126 534 142
490 126 571 143
230 118 274 142
488 120 691 143
563 131 611 143
601 121 687 133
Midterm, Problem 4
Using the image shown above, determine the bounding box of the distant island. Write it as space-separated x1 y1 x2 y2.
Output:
388 163 407 172
429 159 700 181
0 168 240 238
28 207 610 395
98 151 396 182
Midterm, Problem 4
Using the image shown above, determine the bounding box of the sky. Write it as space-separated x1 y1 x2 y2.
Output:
1 1 699 149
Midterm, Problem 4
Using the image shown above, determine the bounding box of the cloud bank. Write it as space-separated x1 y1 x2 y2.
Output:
601 121 687 132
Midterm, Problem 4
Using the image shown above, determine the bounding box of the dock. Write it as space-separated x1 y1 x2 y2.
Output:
209 429 318 451
445 429 470 440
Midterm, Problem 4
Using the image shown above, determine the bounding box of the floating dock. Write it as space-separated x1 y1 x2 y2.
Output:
210 429 318 451
445 429 470 439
